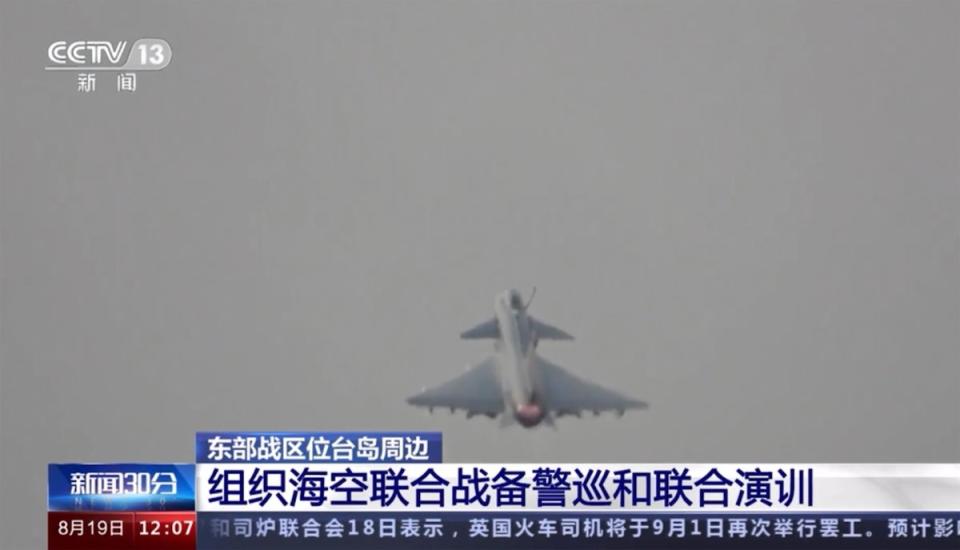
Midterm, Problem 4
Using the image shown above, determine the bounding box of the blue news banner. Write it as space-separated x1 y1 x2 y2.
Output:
46 433 960 549
190 432 960 549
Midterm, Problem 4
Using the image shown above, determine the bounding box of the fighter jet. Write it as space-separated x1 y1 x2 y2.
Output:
407 289 647 428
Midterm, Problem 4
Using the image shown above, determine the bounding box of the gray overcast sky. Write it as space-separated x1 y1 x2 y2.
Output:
2 1 958 548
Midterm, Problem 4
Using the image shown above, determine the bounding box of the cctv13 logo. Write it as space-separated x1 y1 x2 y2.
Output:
47 39 171 71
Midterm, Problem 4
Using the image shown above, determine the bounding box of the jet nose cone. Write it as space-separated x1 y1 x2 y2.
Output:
508 290 524 310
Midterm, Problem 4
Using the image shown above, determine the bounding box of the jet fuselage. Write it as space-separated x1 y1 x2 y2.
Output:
493 289 545 427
